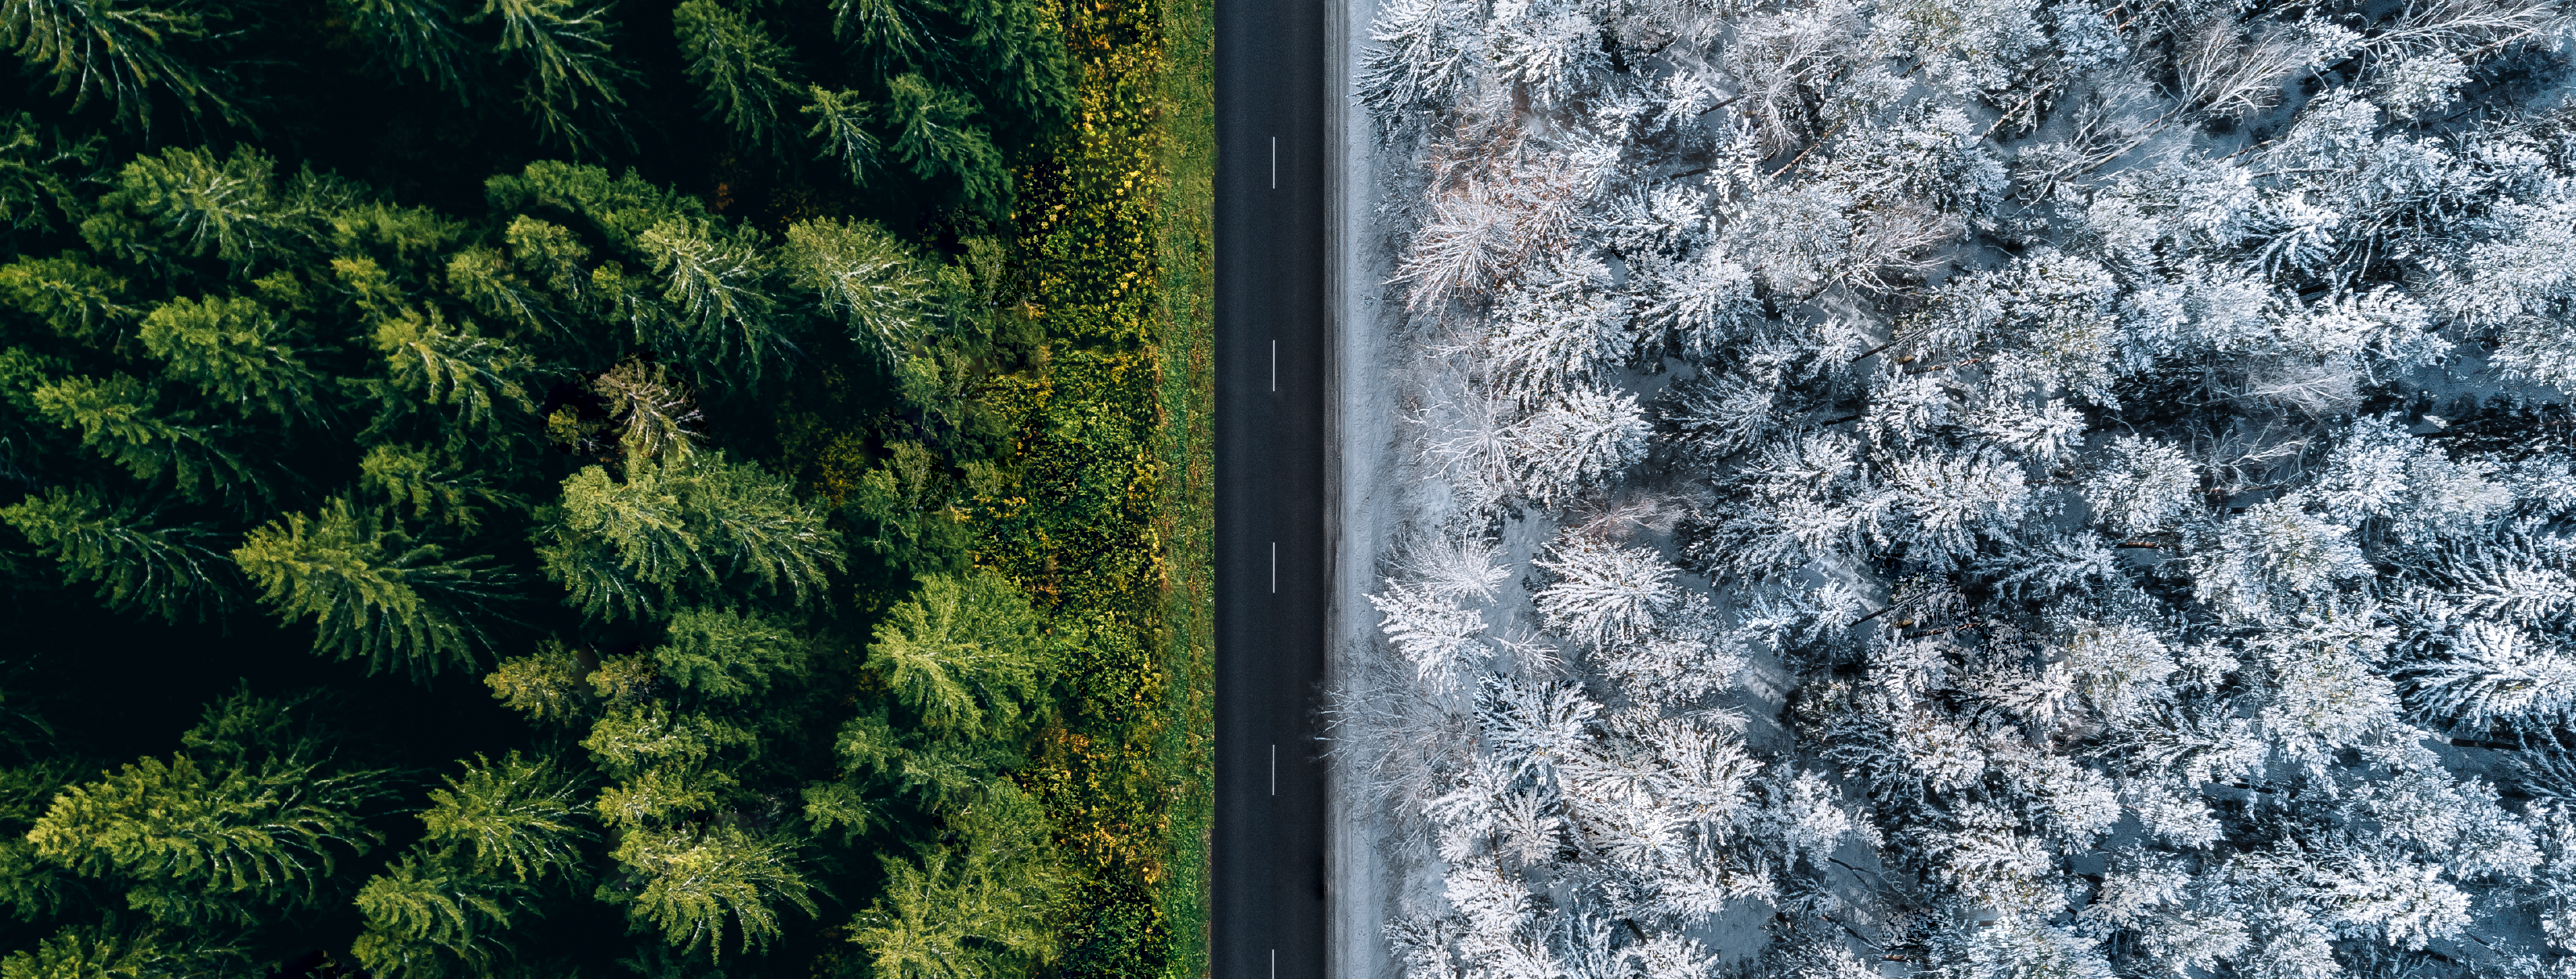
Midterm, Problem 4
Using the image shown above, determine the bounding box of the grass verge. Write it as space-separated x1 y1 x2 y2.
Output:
1151 0 1217 973
975 0 1211 974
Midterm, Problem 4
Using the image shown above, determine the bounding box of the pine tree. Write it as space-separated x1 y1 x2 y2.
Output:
1532 533 1677 649
331 0 472 94
652 607 807 705
881 74 1009 219
803 87 885 186
92 146 295 266
27 373 264 507
0 252 133 341
1507 388 1648 505
589 359 705 461
849 830 1058 979
366 305 537 436
1369 579 1487 695
349 855 530 977
476 0 635 152
0 0 244 132
360 443 518 531
0 925 237 979
1355 0 1481 127
595 760 730 829
580 704 754 784
826 0 916 56
444 246 559 334
0 111 102 234
637 218 782 378
483 641 591 724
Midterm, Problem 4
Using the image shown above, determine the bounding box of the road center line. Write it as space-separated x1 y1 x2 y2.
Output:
1271 744 1277 796
1270 137 1276 189
1271 542 1277 594
1271 339 1277 392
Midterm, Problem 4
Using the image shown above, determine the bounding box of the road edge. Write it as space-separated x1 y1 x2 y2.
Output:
1325 0 1391 977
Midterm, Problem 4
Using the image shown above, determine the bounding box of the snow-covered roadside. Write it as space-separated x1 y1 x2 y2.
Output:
1328 0 1403 974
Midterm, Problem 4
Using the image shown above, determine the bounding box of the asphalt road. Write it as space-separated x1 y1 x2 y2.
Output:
1214 0 1332 976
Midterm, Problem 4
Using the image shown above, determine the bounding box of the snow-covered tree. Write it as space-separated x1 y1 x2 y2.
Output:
1352 0 2576 971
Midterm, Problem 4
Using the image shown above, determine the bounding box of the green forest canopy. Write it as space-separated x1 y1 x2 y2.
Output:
0 0 1182 973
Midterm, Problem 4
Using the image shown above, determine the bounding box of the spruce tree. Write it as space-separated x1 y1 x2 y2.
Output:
780 217 931 360
0 253 133 341
866 570 1051 737
537 450 841 620
232 497 515 677
672 0 805 149
606 825 816 963
0 485 233 621
136 294 324 421
0 0 244 132
26 692 390 927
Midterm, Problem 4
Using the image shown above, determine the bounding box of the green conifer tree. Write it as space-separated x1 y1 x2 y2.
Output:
0 925 237 979
537 451 840 620
331 0 472 94
848 827 1058 979
473 0 634 152
780 216 928 360
418 752 593 883
0 760 85 922
27 373 264 507
350 855 529 977
444 247 559 334
136 294 324 421
366 306 537 437
231 497 515 677
0 253 133 341
501 215 592 298
825 0 917 57
590 359 705 461
0 0 245 132
359 443 519 531
638 219 780 378
90 146 294 266
0 485 233 621
0 112 102 234
802 88 883 186
27 692 390 927
867 570 1051 737
673 0 805 149
605 825 816 963
484 641 592 724
652 607 805 704
881 74 1008 219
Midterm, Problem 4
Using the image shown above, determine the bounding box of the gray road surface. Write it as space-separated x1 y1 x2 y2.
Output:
1214 0 1333 977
